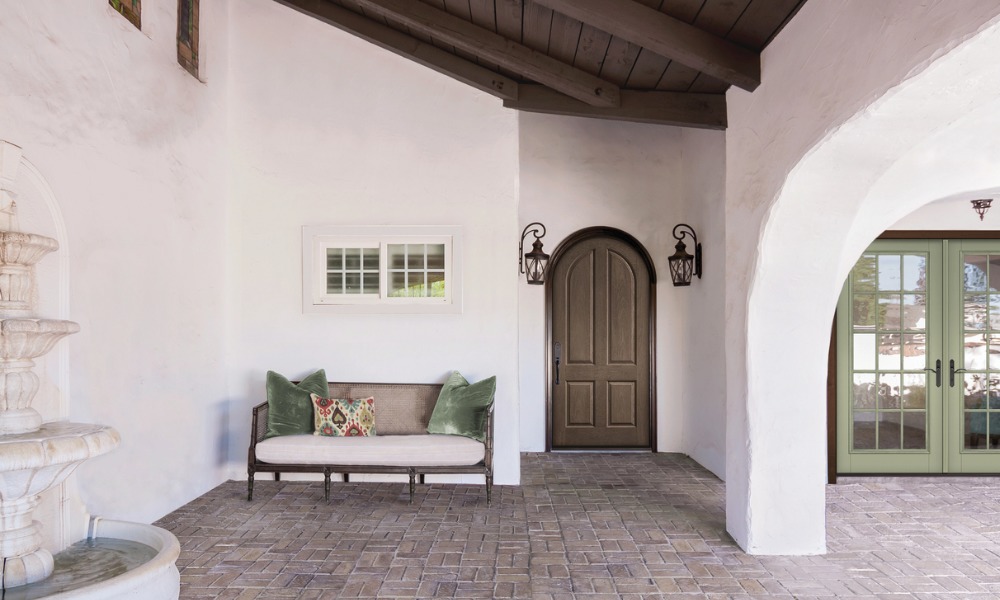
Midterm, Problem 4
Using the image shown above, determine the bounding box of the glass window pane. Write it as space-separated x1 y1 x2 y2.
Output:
427 271 446 298
853 374 876 409
965 255 988 291
345 248 361 270
902 294 926 331
902 412 926 450
854 333 876 370
879 294 901 330
853 413 877 450
991 340 1000 371
966 412 988 449
964 334 987 370
362 272 379 295
990 255 1000 292
363 248 379 270
878 334 901 370
966 294 988 330
389 271 407 297
427 244 445 270
327 248 343 270
345 273 361 294
853 295 875 329
854 254 877 291
879 373 901 409
326 272 343 294
407 244 425 270
877 412 902 450
902 373 926 409
878 255 901 291
901 333 925 371
902 255 926 291
409 272 426 297
388 244 406 269
965 373 987 409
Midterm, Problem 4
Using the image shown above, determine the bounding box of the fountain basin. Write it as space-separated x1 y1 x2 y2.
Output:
2 520 180 600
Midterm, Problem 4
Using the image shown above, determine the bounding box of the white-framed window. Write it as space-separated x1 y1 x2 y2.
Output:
303 226 462 314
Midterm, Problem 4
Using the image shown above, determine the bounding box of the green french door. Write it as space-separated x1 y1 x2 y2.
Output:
838 239 1000 474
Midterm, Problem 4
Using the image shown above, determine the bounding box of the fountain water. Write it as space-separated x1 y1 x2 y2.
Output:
0 142 180 598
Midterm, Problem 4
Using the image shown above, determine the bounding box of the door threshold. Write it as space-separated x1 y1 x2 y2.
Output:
549 448 653 453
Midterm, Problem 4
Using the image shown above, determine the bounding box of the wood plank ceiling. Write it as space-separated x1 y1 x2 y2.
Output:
274 0 807 129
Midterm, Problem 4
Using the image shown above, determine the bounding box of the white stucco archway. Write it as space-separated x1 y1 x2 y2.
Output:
726 3 1000 555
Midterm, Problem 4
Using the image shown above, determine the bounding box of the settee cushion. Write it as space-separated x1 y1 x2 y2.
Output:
312 395 376 437
427 372 496 442
265 369 328 438
254 434 485 467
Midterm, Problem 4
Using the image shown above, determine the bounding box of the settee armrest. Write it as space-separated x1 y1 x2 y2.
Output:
249 402 269 454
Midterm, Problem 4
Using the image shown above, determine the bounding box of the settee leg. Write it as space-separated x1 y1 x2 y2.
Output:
323 468 331 501
247 470 255 501
408 469 416 504
486 472 493 506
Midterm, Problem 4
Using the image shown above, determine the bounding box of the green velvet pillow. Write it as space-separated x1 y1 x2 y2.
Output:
265 369 328 438
426 371 496 442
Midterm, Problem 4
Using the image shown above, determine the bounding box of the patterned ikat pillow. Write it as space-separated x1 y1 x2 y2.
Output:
310 394 376 437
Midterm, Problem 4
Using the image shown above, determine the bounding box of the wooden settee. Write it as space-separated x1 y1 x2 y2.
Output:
247 382 494 504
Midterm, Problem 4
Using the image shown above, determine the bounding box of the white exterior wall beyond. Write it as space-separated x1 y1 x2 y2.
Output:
227 1 521 484
0 0 231 526
725 0 1000 554
679 129 726 478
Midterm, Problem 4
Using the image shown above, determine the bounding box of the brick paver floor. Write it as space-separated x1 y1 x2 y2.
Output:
156 453 1000 599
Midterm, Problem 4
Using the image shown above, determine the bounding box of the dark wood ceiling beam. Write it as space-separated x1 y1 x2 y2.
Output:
351 0 621 108
530 0 761 92
505 85 726 129
274 0 518 100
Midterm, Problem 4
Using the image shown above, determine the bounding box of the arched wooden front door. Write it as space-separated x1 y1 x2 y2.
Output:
547 229 655 450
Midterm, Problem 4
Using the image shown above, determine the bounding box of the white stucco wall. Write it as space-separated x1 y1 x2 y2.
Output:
226 0 521 484
726 0 1000 554
0 0 231 532
679 129 727 477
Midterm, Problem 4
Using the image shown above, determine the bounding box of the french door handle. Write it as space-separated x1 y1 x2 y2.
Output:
949 359 967 388
924 359 941 388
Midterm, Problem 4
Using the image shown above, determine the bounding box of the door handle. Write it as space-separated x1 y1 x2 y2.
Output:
949 359 967 388
924 359 941 388
554 342 561 386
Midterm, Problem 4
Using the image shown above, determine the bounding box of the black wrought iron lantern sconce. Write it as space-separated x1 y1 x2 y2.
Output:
519 222 549 285
972 198 993 221
668 223 702 287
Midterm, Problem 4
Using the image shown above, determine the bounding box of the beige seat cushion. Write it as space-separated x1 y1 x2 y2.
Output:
255 434 485 467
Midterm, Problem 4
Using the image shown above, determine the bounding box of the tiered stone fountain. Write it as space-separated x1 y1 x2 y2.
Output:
0 141 179 598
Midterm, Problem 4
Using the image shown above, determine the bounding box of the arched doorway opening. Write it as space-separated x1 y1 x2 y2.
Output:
545 227 656 451
730 13 1000 554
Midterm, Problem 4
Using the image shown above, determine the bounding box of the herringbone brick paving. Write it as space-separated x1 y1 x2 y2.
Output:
155 453 1000 599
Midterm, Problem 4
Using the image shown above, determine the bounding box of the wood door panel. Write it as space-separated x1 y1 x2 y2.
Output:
566 381 595 427
608 381 637 426
608 250 637 365
551 233 652 449
566 251 595 365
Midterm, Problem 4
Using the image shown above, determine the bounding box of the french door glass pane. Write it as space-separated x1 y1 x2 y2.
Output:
851 251 929 451
963 253 1000 451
